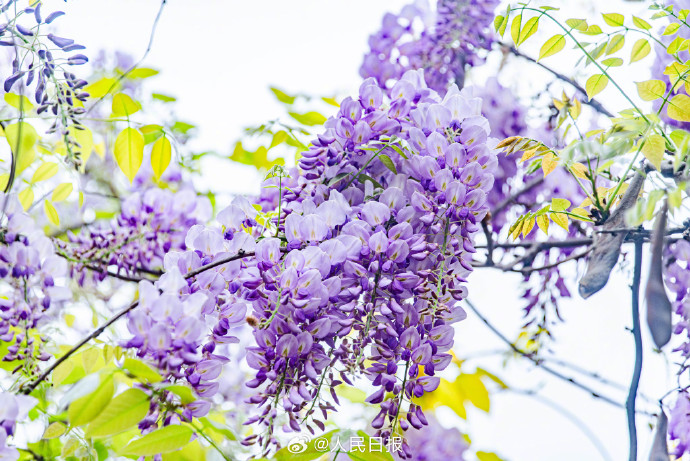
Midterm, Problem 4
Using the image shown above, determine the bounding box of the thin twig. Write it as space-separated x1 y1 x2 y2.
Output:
503 44 615 118
21 250 255 394
491 176 545 217
86 0 167 114
465 299 654 415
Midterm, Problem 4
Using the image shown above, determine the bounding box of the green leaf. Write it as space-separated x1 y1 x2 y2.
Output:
510 14 523 45
288 111 327 126
641 134 665 170
667 94 690 122
44 200 59 227
667 36 686 55
566 18 587 30
127 67 159 79
18 188 33 211
581 24 603 35
52 183 73 202
497 6 510 36
114 127 144 183
270 131 289 149
270 87 296 105
606 34 625 55
663 23 681 35
31 162 59 183
111 93 141 117
84 77 119 99
539 35 566 60
68 373 115 427
85 388 150 438
632 15 651 30
379 154 397 174
517 16 539 45
602 57 623 67
602 13 624 27
122 358 163 383
477 452 505 461
152 93 176 103
551 198 571 212
630 39 651 63
163 385 196 405
636 80 666 101
43 422 67 439
4 93 33 111
5 122 38 174
120 425 193 456
585 74 609 100
151 136 172 180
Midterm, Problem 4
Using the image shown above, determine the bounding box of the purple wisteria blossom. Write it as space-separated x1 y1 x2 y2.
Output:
0 193 70 364
360 0 499 93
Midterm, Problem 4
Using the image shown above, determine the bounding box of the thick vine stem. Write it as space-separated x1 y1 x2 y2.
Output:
20 250 257 394
627 237 644 461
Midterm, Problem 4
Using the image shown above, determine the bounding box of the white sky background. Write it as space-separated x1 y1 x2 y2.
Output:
50 0 681 459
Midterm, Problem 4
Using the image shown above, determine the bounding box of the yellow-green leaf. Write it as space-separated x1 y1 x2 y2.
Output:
606 34 625 55
585 74 609 100
663 23 682 35
127 68 159 79
151 136 171 180
602 13 624 27
270 87 296 105
85 388 150 438
539 35 566 60
566 18 588 31
551 212 569 230
18 188 33 211
31 162 59 183
517 16 539 45
641 134 665 170
630 39 651 63
4 122 38 174
44 200 59 226
521 217 535 237
667 36 686 55
537 214 549 234
632 16 651 30
510 14 522 45
43 422 67 439
68 373 115 427
541 152 558 176
111 93 141 117
120 425 193 456
51 183 73 202
636 80 666 101
4 93 33 111
667 94 690 122
84 77 119 99
114 127 144 183
288 111 326 126
551 198 571 212
602 57 623 67
122 358 163 383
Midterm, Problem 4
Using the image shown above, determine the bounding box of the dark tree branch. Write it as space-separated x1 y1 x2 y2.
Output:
465 299 653 415
503 44 615 118
627 237 644 461
491 176 545 217
21 250 256 394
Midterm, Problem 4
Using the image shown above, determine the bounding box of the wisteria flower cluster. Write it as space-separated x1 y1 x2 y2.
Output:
0 193 70 366
1 2 89 165
118 68 497 457
59 187 211 284
360 0 499 93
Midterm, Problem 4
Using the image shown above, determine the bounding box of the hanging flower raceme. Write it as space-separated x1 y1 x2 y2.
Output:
0 193 70 364
0 392 37 460
118 70 496 457
60 187 211 284
360 0 499 93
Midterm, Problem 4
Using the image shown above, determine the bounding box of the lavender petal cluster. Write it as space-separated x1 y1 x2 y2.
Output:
360 0 499 93
60 188 211 284
0 392 37 460
0 193 70 364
